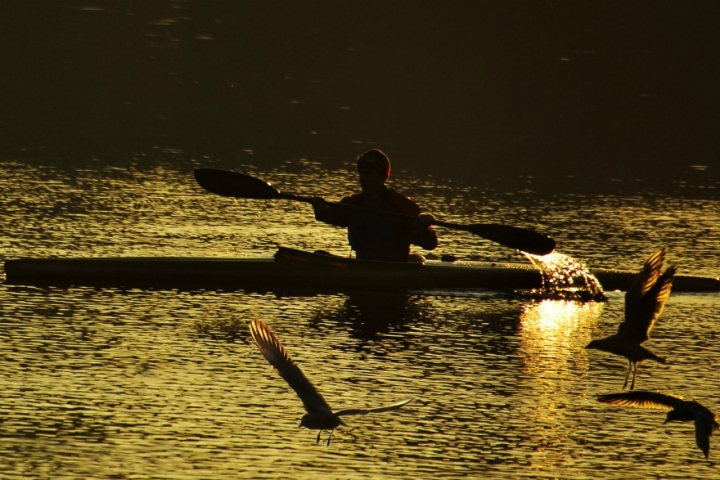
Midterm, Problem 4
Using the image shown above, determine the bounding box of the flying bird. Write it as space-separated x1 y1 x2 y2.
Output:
597 391 719 459
586 248 676 389
248 319 413 445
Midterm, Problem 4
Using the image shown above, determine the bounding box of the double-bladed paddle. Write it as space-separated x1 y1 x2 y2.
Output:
193 168 556 255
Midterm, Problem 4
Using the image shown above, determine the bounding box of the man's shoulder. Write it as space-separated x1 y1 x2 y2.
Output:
384 188 421 214
385 187 417 203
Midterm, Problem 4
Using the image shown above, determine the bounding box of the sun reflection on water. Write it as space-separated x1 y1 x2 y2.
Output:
518 300 601 414
516 299 605 469
520 299 604 366
519 299 604 357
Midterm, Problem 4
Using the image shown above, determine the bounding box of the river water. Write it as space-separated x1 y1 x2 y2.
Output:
1 158 719 479
2 1 719 478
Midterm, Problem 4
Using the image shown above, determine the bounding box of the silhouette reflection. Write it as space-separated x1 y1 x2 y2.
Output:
343 290 412 341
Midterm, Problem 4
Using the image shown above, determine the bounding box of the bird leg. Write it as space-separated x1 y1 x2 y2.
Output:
316 430 323 444
622 360 633 390
326 429 335 446
630 363 638 390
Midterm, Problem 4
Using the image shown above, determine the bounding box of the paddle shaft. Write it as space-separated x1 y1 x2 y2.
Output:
268 190 534 239
193 168 556 255
270 190 427 225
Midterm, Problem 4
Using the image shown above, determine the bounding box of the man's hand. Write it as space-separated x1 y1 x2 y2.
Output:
415 213 436 229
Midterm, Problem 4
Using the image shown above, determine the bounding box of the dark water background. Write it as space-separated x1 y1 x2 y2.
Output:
1 1 720 478
2 0 718 186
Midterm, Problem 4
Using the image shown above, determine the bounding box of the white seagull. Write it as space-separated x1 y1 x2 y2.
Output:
586 248 676 389
248 319 413 445
597 391 719 459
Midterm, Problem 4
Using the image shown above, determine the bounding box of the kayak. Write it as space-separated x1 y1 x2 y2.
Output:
3 246 719 292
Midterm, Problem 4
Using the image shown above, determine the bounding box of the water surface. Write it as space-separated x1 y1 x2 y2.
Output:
2 1 719 477
1 160 719 478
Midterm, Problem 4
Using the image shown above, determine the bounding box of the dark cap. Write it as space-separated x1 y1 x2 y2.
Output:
356 149 391 178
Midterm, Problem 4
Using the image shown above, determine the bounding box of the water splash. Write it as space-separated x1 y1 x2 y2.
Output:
519 252 607 302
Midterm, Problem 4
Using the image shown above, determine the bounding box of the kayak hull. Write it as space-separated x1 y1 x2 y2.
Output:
3 247 719 292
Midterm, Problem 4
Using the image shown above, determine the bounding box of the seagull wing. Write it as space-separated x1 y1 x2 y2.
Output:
695 413 714 459
623 248 665 324
597 391 684 411
335 398 414 417
621 265 676 343
249 319 333 415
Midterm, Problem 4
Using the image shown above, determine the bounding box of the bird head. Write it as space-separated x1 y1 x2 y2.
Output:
664 410 681 424
299 414 310 428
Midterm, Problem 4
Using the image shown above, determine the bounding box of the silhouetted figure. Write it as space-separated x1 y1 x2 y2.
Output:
311 149 437 262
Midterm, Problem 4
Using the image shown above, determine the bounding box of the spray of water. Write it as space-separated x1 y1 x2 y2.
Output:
520 252 607 302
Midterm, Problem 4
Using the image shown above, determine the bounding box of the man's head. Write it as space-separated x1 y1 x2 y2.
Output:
356 149 390 195
356 149 391 179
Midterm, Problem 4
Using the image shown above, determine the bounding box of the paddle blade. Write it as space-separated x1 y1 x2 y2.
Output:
194 168 281 199
460 223 555 255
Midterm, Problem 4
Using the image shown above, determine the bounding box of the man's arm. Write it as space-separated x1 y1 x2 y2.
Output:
389 191 438 251
310 196 354 227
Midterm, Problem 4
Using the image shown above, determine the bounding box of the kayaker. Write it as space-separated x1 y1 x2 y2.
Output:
310 149 438 262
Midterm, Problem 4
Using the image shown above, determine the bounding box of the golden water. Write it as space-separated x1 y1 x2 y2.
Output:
1 159 719 478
